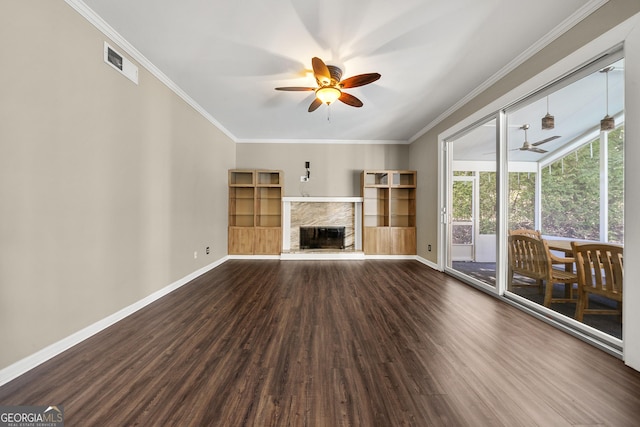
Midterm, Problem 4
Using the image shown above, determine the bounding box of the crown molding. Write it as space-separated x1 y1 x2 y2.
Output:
235 138 409 145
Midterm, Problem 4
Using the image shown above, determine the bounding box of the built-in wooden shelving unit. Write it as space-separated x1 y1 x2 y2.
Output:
361 170 416 255
229 169 283 255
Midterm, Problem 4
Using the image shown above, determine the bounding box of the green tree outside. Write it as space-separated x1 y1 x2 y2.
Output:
454 126 624 243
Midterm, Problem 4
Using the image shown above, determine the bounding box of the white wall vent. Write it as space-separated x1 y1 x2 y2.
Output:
103 41 138 84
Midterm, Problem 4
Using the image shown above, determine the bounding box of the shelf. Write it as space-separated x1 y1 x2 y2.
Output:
363 171 389 186
391 197 414 213
229 214 255 227
257 171 282 186
229 170 254 186
230 187 255 200
230 198 254 214
364 215 389 227
390 215 415 227
256 215 281 227
257 198 281 216
363 186 388 198
390 187 415 199
364 201 388 216
391 171 416 187
257 187 282 199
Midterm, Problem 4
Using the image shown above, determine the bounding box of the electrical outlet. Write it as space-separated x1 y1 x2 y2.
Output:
300 176 309 182
194 251 198 259
428 244 432 252
206 246 210 255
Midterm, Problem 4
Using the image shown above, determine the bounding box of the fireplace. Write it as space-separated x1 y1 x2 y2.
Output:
281 197 363 255
300 226 345 250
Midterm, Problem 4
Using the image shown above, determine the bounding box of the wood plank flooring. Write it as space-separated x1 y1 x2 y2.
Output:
2 260 640 426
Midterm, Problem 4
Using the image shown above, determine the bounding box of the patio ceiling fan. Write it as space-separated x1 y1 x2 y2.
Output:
513 124 560 153
275 57 381 112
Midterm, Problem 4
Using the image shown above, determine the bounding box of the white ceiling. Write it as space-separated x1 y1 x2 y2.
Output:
80 0 600 143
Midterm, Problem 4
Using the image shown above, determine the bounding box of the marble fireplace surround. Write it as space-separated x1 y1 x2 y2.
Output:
282 197 363 256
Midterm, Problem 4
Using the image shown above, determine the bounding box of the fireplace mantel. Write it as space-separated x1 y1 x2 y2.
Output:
282 197 363 257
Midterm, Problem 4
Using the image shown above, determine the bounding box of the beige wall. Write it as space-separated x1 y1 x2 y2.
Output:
0 1 234 368
236 143 409 197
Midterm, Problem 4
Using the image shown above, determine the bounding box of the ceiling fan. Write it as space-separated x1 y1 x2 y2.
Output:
275 57 381 112
513 124 560 153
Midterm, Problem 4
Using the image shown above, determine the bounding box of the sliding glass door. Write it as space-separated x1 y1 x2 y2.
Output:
441 50 625 347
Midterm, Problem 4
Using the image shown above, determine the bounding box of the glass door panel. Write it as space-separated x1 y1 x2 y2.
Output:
505 57 624 340
445 117 497 287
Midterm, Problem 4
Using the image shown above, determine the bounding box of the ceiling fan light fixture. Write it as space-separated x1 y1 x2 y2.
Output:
276 57 378 112
316 87 341 105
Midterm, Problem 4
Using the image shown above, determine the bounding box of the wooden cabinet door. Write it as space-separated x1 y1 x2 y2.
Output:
228 227 255 255
254 227 282 255
391 227 416 255
364 227 391 254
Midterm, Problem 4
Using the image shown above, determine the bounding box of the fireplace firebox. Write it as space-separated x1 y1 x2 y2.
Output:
299 226 345 250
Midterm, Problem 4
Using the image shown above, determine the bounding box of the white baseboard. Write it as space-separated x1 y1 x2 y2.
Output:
227 255 281 260
0 256 229 387
416 255 441 271
364 255 417 260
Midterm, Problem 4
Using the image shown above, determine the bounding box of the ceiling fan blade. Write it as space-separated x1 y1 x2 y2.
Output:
308 98 323 112
340 73 381 88
529 147 548 153
274 87 315 91
312 57 331 86
532 135 560 146
338 92 363 108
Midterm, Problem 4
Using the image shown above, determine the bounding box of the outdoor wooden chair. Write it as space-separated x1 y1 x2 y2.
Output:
508 234 578 307
509 229 542 239
509 229 577 288
571 242 623 322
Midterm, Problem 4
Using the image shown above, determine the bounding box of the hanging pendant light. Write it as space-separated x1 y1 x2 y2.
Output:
600 66 615 132
541 95 555 130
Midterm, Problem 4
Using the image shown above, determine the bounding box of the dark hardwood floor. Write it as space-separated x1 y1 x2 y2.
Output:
2 260 640 426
